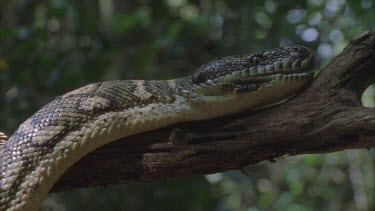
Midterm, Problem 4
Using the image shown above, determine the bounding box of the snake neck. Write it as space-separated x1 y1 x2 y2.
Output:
177 74 313 120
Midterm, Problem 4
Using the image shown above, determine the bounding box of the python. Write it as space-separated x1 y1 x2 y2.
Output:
0 45 315 210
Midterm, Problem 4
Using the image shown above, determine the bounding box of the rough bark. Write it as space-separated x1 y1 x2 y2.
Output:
52 31 375 192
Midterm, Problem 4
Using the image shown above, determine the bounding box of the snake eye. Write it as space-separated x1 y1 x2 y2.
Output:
192 73 206 84
289 46 305 57
292 46 300 51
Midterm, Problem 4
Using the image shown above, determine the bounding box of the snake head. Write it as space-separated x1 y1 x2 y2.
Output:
191 45 316 96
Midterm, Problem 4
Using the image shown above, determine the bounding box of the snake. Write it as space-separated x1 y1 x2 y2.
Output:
0 45 316 211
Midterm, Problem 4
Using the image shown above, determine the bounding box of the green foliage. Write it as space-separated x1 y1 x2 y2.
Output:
43 177 218 211
0 0 373 210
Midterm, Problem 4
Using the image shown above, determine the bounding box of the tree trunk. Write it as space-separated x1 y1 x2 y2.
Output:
52 31 375 192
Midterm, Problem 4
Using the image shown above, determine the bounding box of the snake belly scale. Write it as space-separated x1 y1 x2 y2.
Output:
0 46 316 210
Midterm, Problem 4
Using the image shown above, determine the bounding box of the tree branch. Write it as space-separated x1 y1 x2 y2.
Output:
52 31 375 192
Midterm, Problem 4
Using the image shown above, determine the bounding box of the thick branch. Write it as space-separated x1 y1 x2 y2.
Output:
53 31 375 192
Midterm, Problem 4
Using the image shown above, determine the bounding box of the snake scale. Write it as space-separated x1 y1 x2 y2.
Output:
0 46 316 210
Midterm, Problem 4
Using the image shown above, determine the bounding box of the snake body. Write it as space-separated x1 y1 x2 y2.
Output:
0 46 316 210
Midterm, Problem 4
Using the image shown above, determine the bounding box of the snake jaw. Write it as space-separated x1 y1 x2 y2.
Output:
192 45 316 96
229 71 314 95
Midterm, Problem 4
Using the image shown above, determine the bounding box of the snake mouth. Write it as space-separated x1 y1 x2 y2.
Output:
241 52 315 78
229 52 315 94
229 51 316 94
212 51 315 82
228 71 314 94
